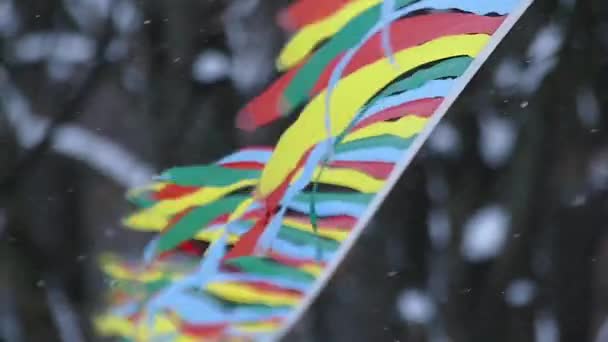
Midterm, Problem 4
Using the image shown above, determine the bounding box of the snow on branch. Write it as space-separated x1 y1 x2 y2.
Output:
0 69 154 188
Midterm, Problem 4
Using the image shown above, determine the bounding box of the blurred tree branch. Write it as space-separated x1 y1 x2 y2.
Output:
0 0 117 203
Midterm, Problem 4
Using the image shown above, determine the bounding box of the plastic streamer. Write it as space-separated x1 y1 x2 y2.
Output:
95 1 535 341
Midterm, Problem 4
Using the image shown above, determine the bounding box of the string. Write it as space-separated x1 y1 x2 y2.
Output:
309 0 399 262
381 0 399 67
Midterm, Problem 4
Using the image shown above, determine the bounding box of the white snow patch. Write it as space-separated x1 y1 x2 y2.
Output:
505 279 536 307
51 34 95 63
494 58 521 89
0 0 19 37
428 122 461 157
193 50 231 83
576 86 600 129
45 283 85 342
223 0 275 93
569 193 588 207
527 24 563 62
461 205 510 262
14 32 95 64
397 289 435 324
64 0 111 30
479 115 517 168
520 23 563 94
589 150 608 190
112 0 142 34
519 58 558 95
0 68 153 188
428 208 451 249
594 317 608 342
13 33 48 63
494 24 564 94
535 310 559 342
53 126 154 187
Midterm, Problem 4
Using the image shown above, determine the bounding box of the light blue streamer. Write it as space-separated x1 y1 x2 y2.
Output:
256 139 334 253
217 149 273 165
288 200 368 218
269 239 336 262
381 0 398 66
152 288 290 325
334 147 409 163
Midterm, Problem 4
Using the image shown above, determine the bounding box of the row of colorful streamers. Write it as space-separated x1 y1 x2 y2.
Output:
95 0 532 340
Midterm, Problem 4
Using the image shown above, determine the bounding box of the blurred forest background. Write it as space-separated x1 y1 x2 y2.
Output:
0 0 607 341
